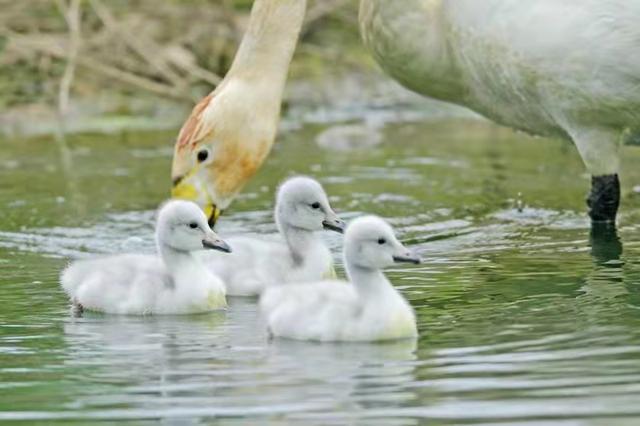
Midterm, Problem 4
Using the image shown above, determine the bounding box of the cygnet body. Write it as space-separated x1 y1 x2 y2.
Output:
202 176 345 296
60 200 231 315
260 215 420 342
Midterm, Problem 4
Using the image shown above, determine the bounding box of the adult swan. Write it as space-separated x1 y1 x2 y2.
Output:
359 0 640 223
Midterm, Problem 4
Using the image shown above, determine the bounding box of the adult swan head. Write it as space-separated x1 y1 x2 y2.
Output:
359 0 640 224
171 0 307 226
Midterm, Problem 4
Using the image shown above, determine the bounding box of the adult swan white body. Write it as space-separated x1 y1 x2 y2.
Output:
359 0 640 223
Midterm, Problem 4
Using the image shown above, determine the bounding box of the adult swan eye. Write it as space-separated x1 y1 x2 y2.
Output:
189 222 199 229
311 202 321 209
377 237 386 245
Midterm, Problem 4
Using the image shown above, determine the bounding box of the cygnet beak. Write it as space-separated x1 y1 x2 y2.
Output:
392 246 421 264
322 213 346 234
202 232 232 253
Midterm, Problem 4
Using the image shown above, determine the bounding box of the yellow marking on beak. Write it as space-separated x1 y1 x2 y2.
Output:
202 204 214 221
171 180 199 200
210 205 222 225
171 167 220 226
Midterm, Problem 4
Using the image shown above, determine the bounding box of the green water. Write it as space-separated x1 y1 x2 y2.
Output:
2 116 640 424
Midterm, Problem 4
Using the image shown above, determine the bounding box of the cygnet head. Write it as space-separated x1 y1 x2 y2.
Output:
275 176 345 233
156 200 231 253
344 216 420 270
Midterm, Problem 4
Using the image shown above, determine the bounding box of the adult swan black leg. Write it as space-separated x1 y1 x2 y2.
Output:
587 174 622 262
587 174 620 223
571 127 622 225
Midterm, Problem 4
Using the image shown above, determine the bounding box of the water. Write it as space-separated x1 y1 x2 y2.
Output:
1 117 640 424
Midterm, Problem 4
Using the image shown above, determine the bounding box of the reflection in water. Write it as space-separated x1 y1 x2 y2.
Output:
54 127 87 219
481 127 508 216
59 299 418 421
580 223 627 325
590 221 623 263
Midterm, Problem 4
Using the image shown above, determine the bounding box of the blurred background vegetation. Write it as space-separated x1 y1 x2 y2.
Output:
0 0 394 135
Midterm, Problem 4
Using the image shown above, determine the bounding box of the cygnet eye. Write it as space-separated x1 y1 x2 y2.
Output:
188 222 199 229
310 202 321 209
196 148 209 163
377 237 386 245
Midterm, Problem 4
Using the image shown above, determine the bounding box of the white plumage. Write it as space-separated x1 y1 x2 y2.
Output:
260 215 420 342
60 200 232 315
201 176 345 296
360 0 640 221
360 0 640 171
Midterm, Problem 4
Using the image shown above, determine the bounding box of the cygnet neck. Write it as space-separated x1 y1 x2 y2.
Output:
345 257 390 296
157 239 204 283
158 241 188 263
276 216 320 266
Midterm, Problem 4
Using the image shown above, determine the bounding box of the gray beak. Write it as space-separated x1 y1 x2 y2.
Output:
322 212 346 234
202 233 232 253
322 217 346 234
392 248 421 265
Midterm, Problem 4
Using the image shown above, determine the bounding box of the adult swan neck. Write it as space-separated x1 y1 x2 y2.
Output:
227 0 307 91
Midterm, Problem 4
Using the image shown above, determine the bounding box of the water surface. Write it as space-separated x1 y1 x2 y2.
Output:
2 117 640 424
